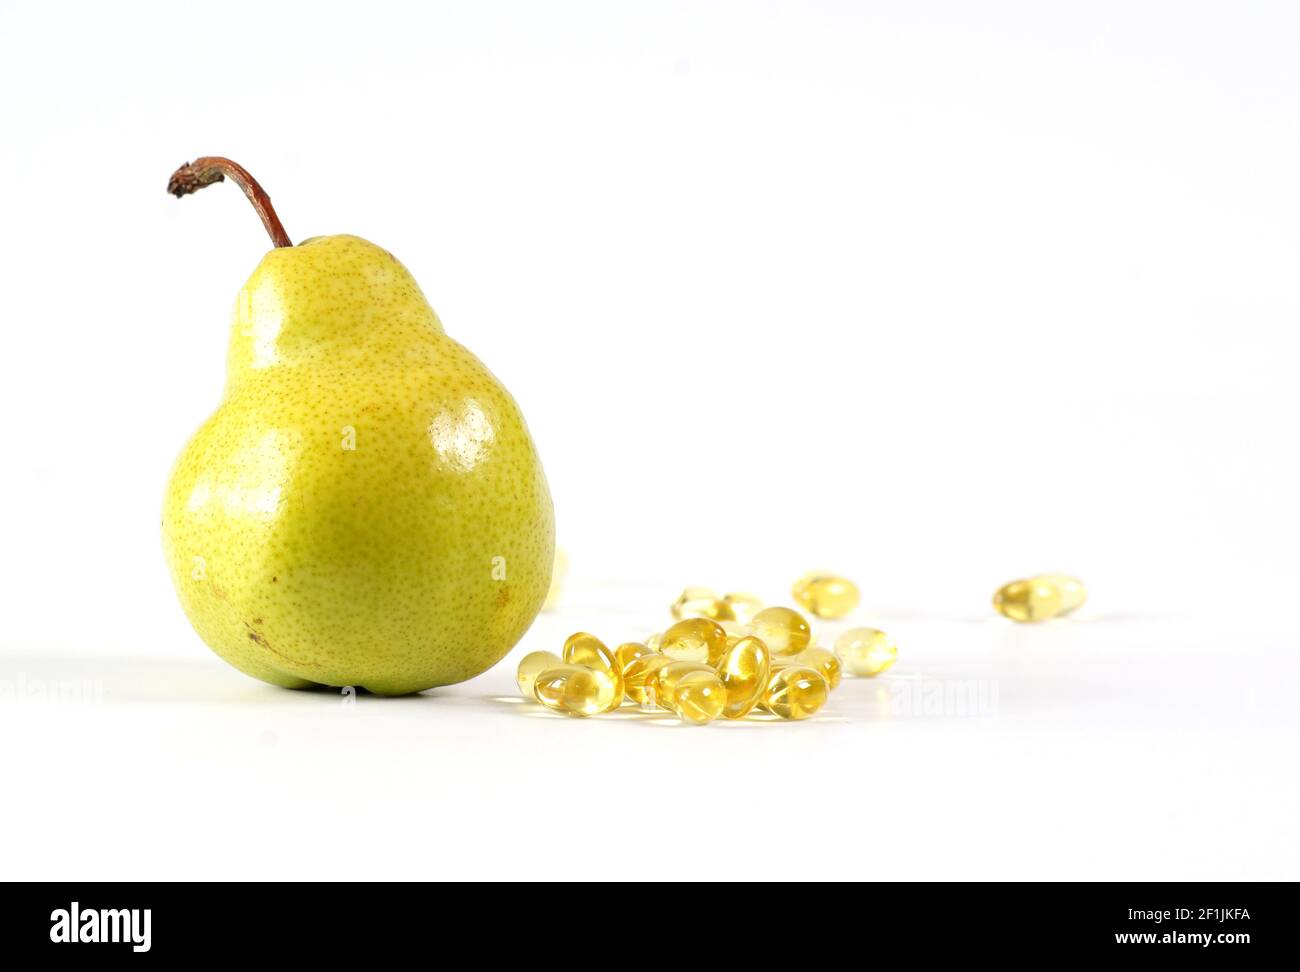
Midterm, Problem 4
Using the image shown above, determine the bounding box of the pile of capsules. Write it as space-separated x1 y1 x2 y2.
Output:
516 572 898 725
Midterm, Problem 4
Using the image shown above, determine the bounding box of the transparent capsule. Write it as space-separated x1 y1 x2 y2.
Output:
614 641 654 671
834 627 897 677
719 592 763 625
621 651 674 707
561 632 624 711
533 664 621 717
791 572 860 619
660 617 729 666
992 578 1059 622
671 586 727 621
1038 574 1087 615
716 635 770 719
993 575 1086 623
563 631 613 668
671 670 728 725
651 661 715 710
517 650 564 700
749 606 812 656
782 645 842 690
761 666 829 721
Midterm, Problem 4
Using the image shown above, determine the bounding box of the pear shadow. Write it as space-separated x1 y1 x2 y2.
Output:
0 653 443 707
0 652 525 707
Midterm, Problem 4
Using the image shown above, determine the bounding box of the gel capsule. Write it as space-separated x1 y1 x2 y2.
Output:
533 664 621 717
1039 574 1087 615
614 641 654 671
671 586 727 621
761 666 828 721
670 670 727 725
651 661 715 710
517 650 564 700
993 575 1085 623
783 646 842 690
563 631 613 668
834 627 897 677
791 572 860 619
716 635 770 719
660 618 729 666
561 632 624 710
618 645 674 707
749 606 812 656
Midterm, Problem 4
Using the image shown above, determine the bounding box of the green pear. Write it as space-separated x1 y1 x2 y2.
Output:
162 157 554 695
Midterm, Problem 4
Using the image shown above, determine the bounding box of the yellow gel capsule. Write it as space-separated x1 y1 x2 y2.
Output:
671 586 727 621
993 578 1064 623
791 572 860 619
720 592 763 625
563 631 613 667
660 618 729 666
652 661 715 710
561 632 624 710
834 627 897 677
761 665 828 721
517 650 564 700
671 670 727 725
645 632 663 652
623 653 674 706
783 646 842 690
614 641 654 671
533 664 621 717
749 606 812 656
614 641 657 705
716 635 770 719
1038 574 1087 615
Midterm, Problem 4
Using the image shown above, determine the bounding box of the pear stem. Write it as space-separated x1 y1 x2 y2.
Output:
167 156 293 248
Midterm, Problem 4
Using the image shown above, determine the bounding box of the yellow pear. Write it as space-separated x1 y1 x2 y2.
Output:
162 157 554 695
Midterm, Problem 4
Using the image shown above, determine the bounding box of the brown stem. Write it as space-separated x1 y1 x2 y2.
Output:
167 156 293 248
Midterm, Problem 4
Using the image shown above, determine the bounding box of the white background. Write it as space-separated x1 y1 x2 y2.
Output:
1 1 1297 880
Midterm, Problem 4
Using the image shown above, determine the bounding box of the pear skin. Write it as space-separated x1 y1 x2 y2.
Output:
163 234 554 694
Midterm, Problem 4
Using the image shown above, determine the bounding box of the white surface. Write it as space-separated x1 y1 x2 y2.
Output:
1 1 1298 879
2 587 1297 880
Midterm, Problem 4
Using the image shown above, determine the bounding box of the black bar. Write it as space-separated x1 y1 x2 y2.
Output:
0 881 1287 961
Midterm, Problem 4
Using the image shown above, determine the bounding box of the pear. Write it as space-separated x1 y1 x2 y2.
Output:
162 157 554 695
